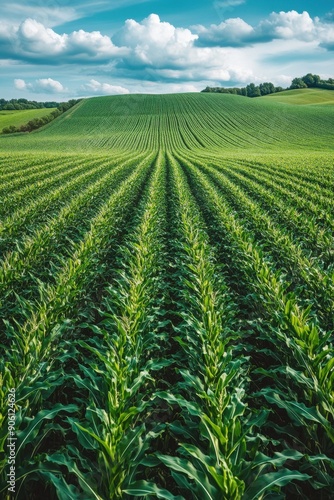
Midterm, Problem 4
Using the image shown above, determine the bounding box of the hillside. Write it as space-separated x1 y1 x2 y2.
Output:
0 108 57 132
0 92 333 153
262 88 334 105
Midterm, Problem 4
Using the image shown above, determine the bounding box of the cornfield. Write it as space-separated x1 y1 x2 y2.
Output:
0 93 333 499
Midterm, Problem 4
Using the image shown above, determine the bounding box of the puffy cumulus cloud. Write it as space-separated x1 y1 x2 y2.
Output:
194 18 254 47
67 30 122 59
115 48 257 87
36 78 65 93
113 14 198 67
2 14 248 87
194 10 334 48
81 79 130 95
111 14 254 85
2 11 334 97
2 11 334 73
259 11 316 42
109 14 259 86
17 18 66 55
14 78 27 90
6 18 128 63
14 77 66 93
318 22 334 51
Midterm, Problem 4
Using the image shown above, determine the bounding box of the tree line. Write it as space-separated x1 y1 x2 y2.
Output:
290 74 334 90
2 99 81 134
0 98 61 111
202 73 334 97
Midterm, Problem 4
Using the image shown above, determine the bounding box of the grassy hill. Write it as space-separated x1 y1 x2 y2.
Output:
0 93 333 153
262 88 334 105
0 108 56 132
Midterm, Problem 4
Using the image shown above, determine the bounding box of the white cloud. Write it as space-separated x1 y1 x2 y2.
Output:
36 78 65 93
115 13 197 47
275 74 294 87
114 14 198 67
1 10 334 98
17 18 66 55
112 14 257 84
259 11 316 42
1 10 334 74
317 21 334 50
194 10 334 48
9 18 128 63
14 78 27 90
67 30 122 58
193 18 254 46
81 79 130 95
14 77 66 93
0 23 16 40
151 64 253 84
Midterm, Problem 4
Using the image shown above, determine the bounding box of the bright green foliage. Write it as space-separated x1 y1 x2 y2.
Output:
0 108 57 132
0 92 333 499
1 92 334 152
263 88 334 105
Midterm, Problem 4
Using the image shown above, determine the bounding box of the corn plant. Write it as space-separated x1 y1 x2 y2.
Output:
45 152 171 498
177 152 334 495
0 153 155 496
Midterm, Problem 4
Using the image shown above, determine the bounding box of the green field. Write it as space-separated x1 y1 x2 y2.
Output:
262 88 334 105
0 92 333 499
0 108 56 131
1 93 333 152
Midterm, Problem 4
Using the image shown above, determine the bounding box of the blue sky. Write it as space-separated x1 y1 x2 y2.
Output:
0 0 333 99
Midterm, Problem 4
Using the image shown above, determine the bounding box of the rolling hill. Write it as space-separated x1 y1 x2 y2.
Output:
262 87 334 105
0 92 333 153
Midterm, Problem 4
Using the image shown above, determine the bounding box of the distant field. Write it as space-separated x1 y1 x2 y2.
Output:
262 87 334 105
0 108 56 131
0 93 333 152
0 92 333 499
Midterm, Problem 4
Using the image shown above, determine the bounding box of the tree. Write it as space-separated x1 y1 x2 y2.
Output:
259 82 276 95
246 83 261 97
290 78 307 89
2 125 18 134
301 73 321 87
